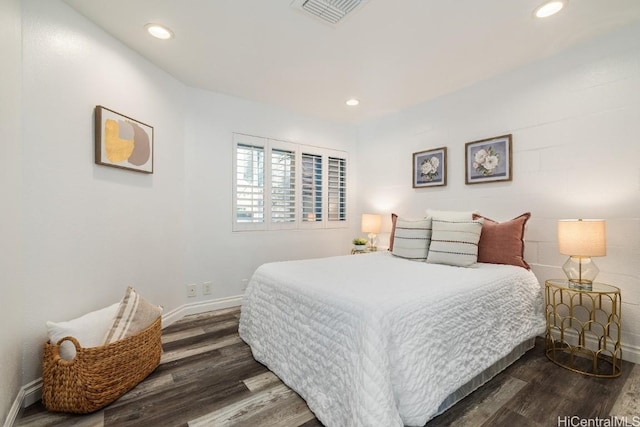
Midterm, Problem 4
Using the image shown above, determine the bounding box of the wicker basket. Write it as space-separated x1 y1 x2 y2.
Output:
42 316 162 414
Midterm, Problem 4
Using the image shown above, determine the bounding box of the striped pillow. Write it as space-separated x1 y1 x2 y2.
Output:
391 217 432 261
426 218 484 267
103 287 162 344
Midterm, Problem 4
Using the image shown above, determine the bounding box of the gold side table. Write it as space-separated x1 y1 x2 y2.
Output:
545 279 622 378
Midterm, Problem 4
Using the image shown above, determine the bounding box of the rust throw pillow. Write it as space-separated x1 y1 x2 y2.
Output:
473 212 531 269
389 213 398 251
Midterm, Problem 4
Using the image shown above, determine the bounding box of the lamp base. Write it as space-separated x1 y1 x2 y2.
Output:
563 256 598 290
567 279 593 291
367 233 378 251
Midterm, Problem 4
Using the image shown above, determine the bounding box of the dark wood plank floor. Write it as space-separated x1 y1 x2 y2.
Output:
16 307 637 427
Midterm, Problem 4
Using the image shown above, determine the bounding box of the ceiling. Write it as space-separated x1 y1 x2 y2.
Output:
62 0 640 124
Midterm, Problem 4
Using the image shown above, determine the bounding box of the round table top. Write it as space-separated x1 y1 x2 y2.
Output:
545 279 620 294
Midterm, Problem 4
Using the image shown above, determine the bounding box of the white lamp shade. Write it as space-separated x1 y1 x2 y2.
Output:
361 214 382 234
557 219 606 257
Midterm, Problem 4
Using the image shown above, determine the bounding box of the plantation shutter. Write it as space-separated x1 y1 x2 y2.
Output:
271 148 296 224
328 156 347 222
233 133 347 231
235 143 264 225
301 153 323 222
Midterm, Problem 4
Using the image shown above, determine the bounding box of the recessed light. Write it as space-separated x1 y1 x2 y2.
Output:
145 23 174 40
534 1 566 18
346 98 360 107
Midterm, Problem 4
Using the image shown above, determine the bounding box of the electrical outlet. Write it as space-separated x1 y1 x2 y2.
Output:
203 281 212 295
186 284 197 298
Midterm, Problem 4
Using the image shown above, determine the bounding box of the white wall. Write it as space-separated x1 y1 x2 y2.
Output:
20 0 187 384
0 0 24 421
16 0 358 395
183 88 358 298
356 23 640 361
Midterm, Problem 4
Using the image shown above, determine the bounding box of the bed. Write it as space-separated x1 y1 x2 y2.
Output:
239 251 545 426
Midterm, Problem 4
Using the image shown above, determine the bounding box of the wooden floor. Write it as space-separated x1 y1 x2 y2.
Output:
16 307 638 427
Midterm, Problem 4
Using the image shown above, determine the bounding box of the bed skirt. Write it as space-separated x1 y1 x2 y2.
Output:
434 337 535 417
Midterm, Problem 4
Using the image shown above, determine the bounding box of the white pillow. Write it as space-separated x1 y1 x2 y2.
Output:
46 303 119 360
426 209 476 221
426 218 484 267
391 217 432 261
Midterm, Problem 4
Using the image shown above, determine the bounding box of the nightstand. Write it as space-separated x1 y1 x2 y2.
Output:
545 279 622 377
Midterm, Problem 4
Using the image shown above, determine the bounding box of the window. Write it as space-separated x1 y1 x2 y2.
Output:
233 133 347 231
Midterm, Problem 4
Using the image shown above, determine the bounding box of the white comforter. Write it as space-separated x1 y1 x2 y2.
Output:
239 252 545 427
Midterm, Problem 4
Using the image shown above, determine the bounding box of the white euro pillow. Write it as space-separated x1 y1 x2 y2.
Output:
426 209 476 221
46 303 119 360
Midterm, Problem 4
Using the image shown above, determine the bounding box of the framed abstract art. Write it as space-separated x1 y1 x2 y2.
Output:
95 106 154 173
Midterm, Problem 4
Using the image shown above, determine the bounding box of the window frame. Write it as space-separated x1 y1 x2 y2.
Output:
233 133 348 232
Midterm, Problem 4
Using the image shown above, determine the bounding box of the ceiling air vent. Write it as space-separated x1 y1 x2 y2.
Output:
291 0 369 26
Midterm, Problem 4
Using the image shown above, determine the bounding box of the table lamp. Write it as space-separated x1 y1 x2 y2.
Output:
361 214 382 250
557 219 606 290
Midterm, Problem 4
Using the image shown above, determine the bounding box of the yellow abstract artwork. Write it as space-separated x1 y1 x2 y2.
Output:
104 119 135 163
95 106 154 173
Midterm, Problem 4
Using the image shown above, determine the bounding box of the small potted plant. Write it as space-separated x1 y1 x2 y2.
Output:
352 237 368 251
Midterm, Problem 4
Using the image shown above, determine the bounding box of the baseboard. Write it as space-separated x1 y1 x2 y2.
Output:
622 342 640 365
4 295 243 427
549 329 640 365
3 389 23 427
161 295 243 327
20 379 42 411
3 378 41 427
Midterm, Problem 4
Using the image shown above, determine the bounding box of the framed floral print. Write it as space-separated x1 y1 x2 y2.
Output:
413 147 447 188
465 134 512 185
